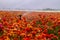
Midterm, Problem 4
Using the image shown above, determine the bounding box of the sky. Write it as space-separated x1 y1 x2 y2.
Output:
0 0 60 10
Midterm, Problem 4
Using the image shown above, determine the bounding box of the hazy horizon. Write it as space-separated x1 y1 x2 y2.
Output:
0 0 60 10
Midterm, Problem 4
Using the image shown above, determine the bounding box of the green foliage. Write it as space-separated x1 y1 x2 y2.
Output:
36 21 42 25
47 21 52 26
0 29 4 36
54 27 59 36
58 36 60 40
54 25 60 36
51 38 57 40
47 29 54 34
18 36 23 40
40 25 44 28
9 36 14 40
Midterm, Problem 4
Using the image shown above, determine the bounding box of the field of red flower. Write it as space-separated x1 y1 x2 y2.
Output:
0 11 60 40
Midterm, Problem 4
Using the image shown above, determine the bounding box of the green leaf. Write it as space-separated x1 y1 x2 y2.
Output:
0 29 4 36
36 21 42 25
40 25 44 28
51 38 57 40
55 27 59 31
47 29 54 34
18 36 23 40
58 36 60 40
9 35 14 40
47 21 52 26
55 25 60 30
54 26 60 36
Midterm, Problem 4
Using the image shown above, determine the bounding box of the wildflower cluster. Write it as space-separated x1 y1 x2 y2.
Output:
0 13 60 40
